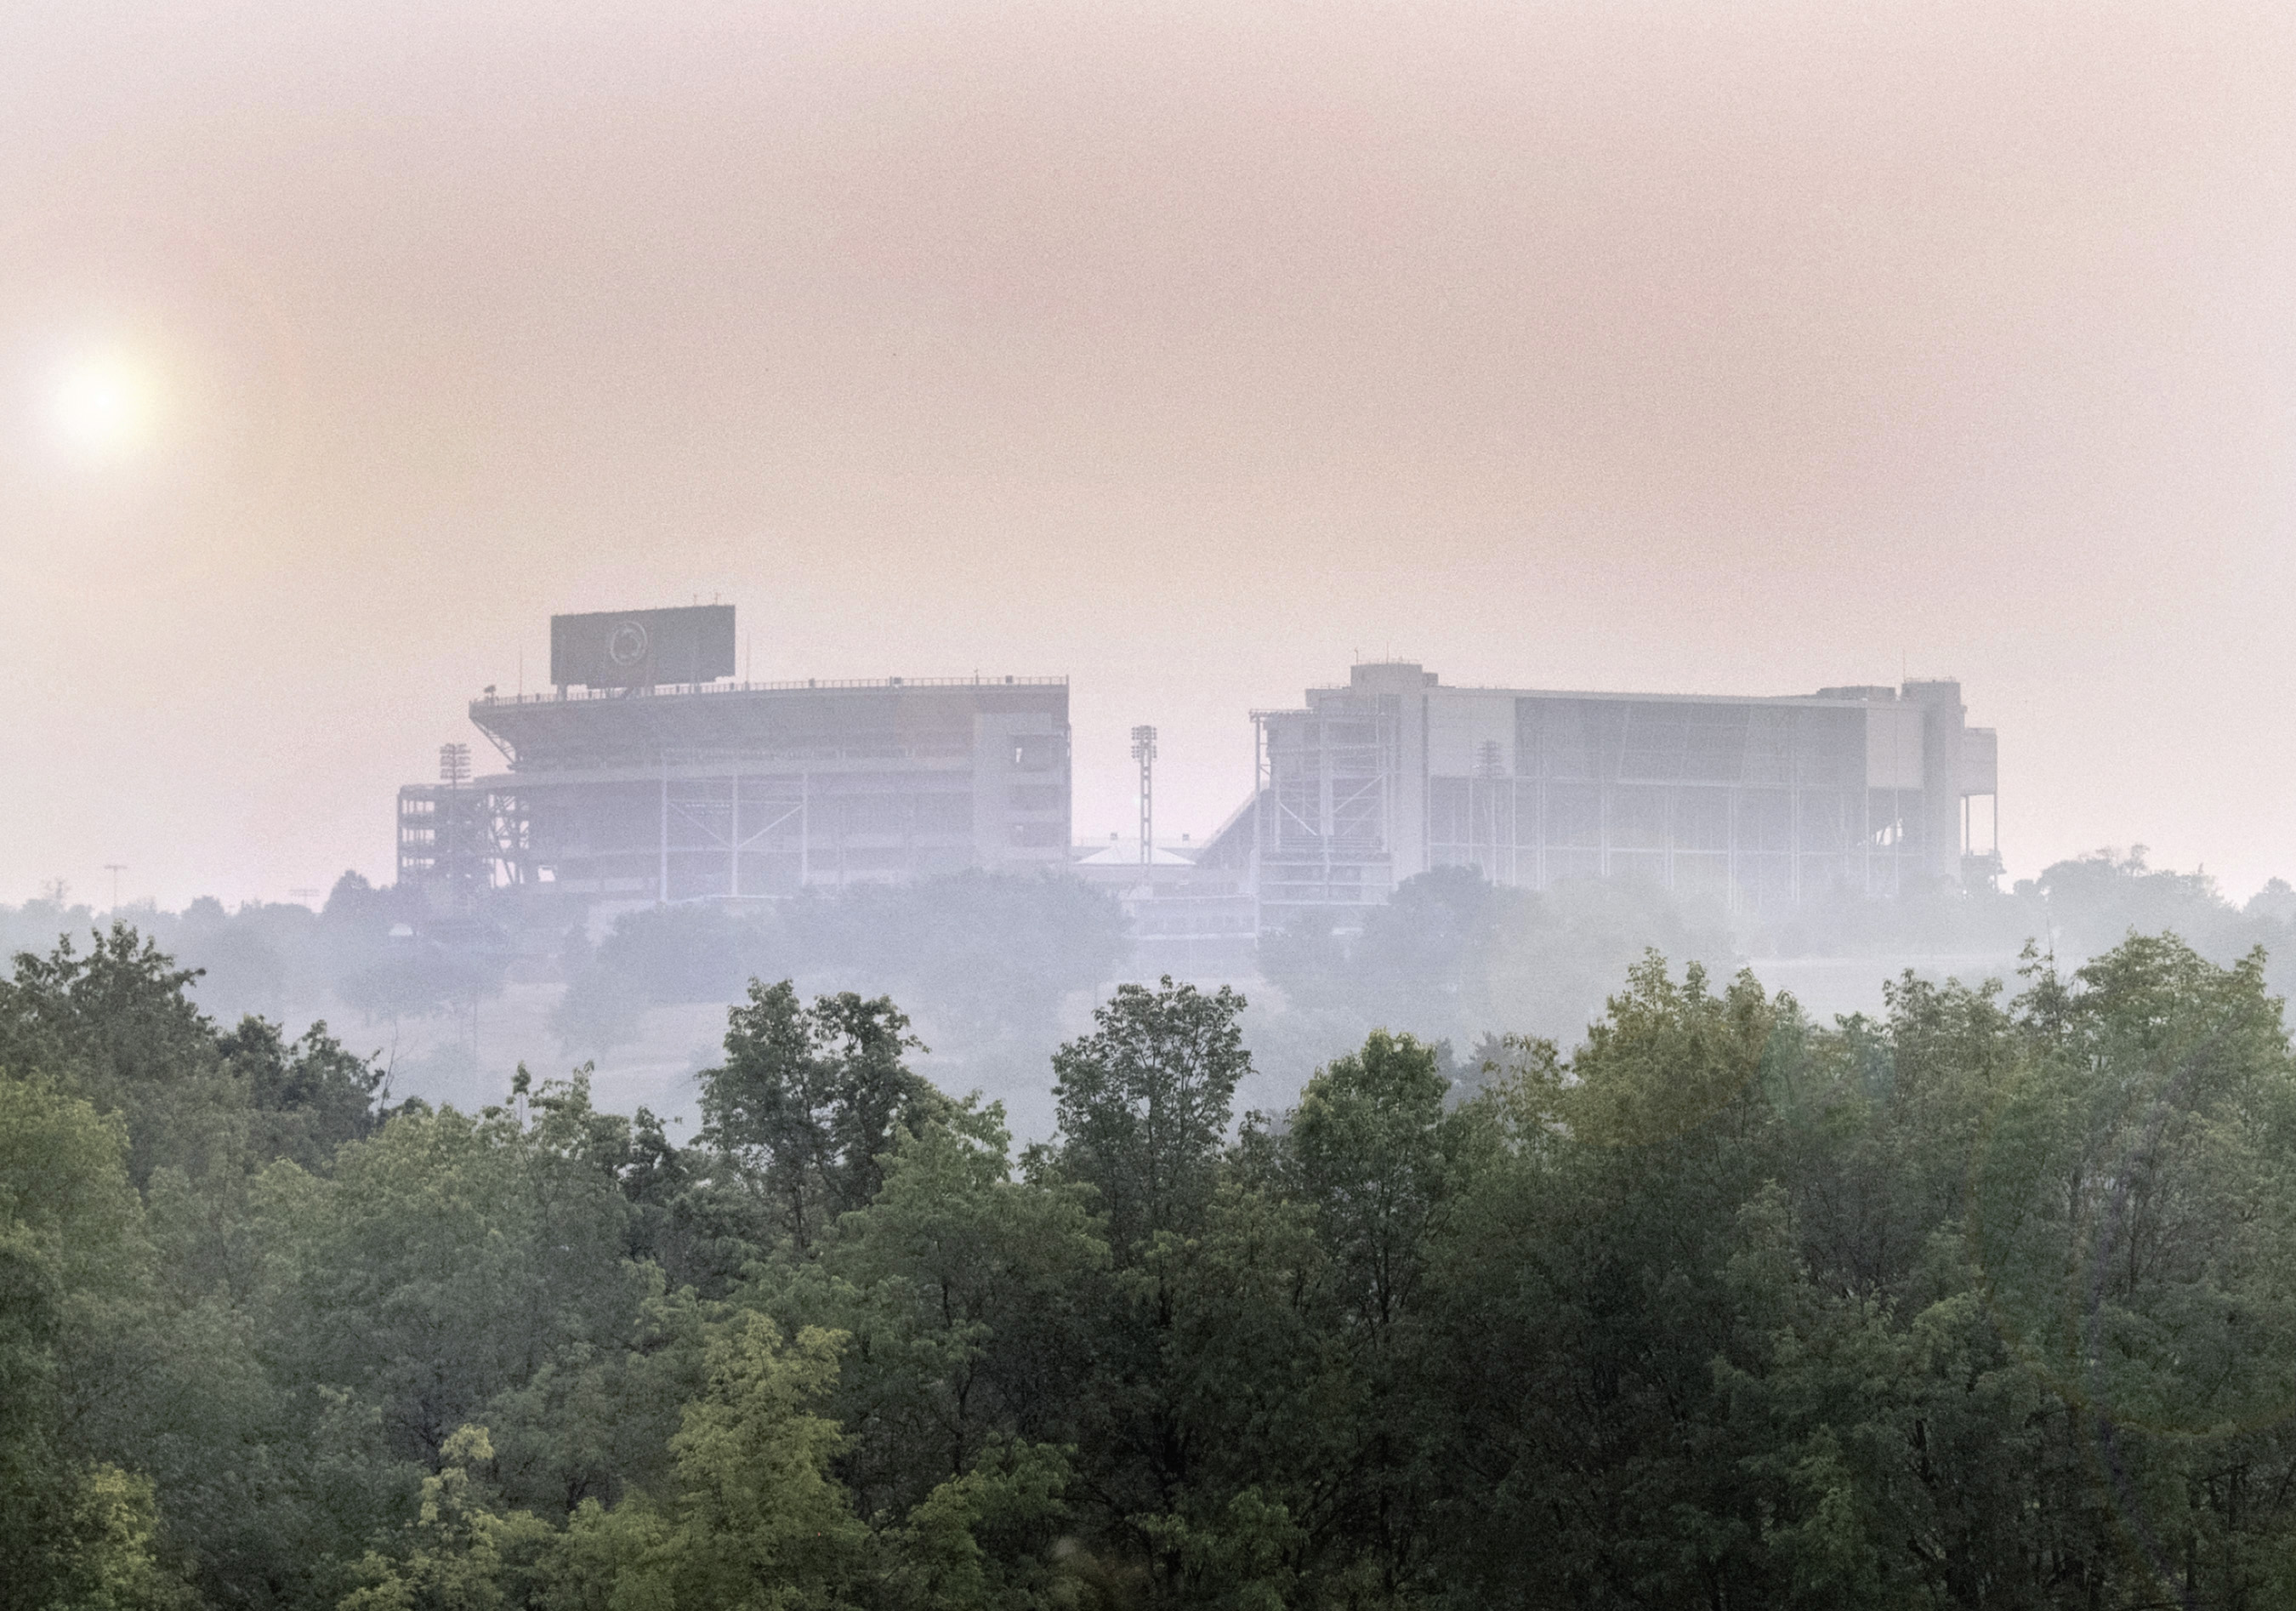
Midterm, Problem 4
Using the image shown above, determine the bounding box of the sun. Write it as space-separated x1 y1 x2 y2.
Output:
50 351 161 461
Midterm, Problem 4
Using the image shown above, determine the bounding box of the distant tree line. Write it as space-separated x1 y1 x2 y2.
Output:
1248 851 2296 1095
0 871 1134 1078
14 845 2291 1087
13 913 2296 1607
548 871 1131 1059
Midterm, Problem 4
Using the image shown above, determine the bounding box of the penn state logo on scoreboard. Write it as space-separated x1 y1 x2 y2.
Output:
550 606 735 689
605 619 651 670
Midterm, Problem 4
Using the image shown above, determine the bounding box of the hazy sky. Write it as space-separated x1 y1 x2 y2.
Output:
4 1 2293 909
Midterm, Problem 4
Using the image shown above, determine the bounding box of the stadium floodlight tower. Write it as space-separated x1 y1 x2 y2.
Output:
1132 725 1157 872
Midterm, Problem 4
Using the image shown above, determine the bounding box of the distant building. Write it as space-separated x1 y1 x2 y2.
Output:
1070 834 1259 976
397 606 1071 902
1197 662 1998 929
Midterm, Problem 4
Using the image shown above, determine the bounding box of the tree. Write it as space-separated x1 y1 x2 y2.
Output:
0 925 231 1187
624 1316 865 1611
1945 936 2296 1601
1050 976 1250 1261
1256 868 1739 1067
1415 958 1793 1608
696 982 945 1253
547 964 650 1060
219 1016 385 1171
1287 1029 1464 1335
337 948 507 1033
591 903 753 1005
0 935 398 1611
754 1101 1105 1522
259 1075 657 1483
766 871 1132 1043
27 910 2296 1607
338 1426 559 1611
0 1076 192 1611
321 871 393 934
339 1322 867 1611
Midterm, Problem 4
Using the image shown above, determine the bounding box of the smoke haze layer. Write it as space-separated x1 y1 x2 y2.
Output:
3 1 2293 905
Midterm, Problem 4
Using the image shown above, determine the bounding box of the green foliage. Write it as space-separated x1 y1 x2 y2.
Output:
259 1074 661 1483
333 1321 864 1611
22 916 2296 1610
646 1317 866 1607
878 1438 1076 1610
1051 976 1249 1261
0 925 233 1187
1564 953 1775 1147
51 1462 198 1611
0 925 384 1192
219 1017 386 1173
338 1426 560 1611
1289 1029 1468 1332
697 982 946 1254
757 1100 1107 1522
0 1077 196 1611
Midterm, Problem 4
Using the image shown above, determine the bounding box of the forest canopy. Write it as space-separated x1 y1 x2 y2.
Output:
9 918 2296 1608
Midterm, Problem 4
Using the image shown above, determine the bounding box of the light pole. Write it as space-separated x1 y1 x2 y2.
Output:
104 863 125 916
1130 726 1157 876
